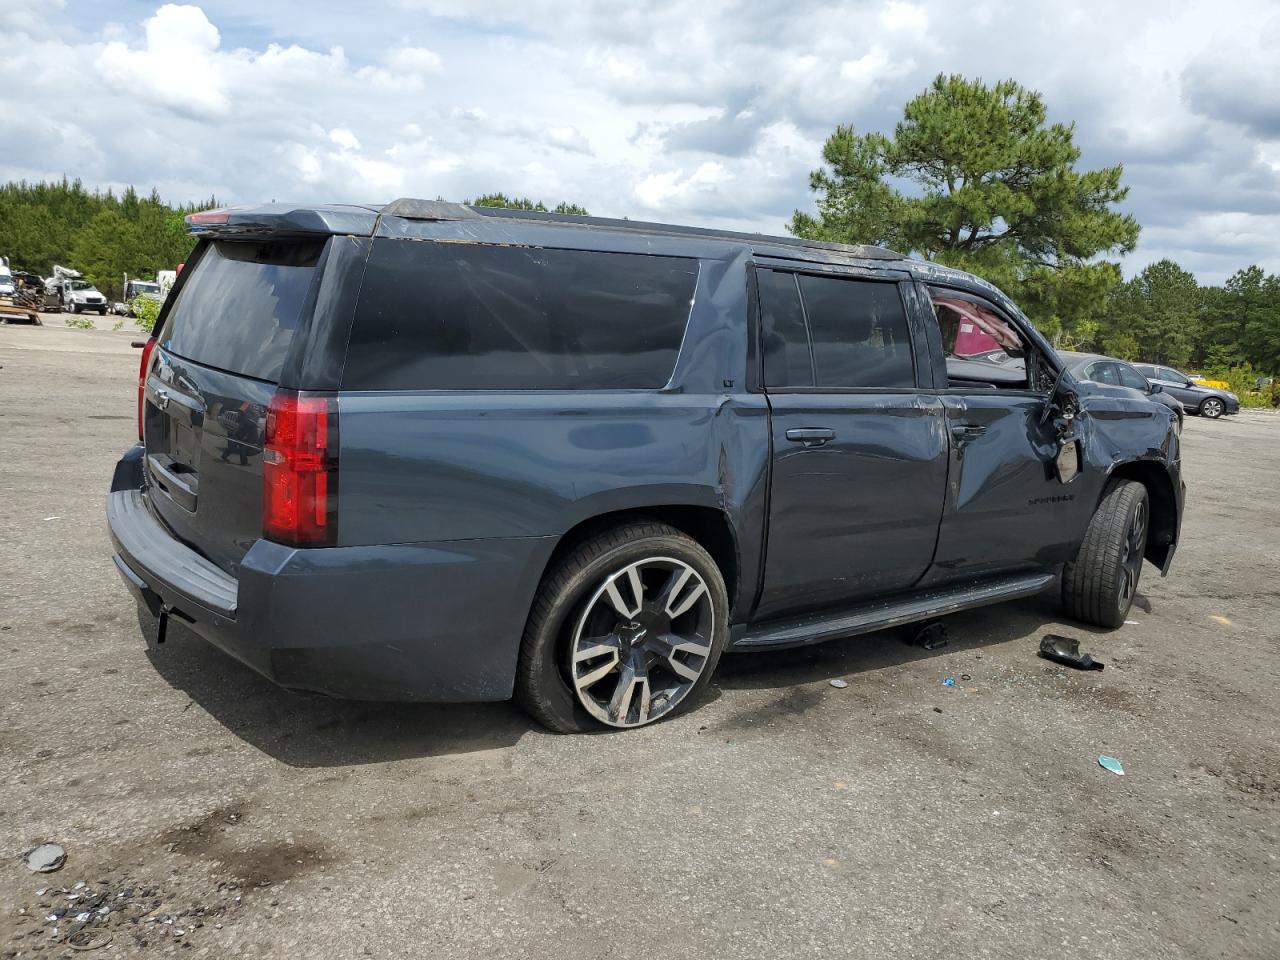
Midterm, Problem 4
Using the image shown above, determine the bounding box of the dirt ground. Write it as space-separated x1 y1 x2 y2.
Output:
2 318 1278 959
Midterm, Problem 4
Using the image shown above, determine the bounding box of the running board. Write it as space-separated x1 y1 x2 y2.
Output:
730 572 1056 651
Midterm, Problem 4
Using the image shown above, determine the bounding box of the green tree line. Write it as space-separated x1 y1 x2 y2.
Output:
793 74 1279 380
1091 260 1280 372
0 178 212 299
0 182 588 302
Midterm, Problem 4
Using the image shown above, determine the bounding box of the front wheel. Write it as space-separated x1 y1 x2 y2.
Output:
516 521 728 732
1062 480 1149 628
70 303 80 314
1199 397 1225 419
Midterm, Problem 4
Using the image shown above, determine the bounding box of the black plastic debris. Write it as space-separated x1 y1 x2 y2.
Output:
25 842 66 873
1039 634 1105 671
906 621 949 650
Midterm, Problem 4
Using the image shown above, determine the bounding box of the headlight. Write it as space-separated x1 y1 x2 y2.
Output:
1226 392 1238 401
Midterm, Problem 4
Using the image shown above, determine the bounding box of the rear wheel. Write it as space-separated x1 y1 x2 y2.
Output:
516 521 728 732
1199 397 1225 419
1062 480 1149 628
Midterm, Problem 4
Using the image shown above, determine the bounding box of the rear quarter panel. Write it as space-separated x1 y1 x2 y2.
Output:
335 249 770 612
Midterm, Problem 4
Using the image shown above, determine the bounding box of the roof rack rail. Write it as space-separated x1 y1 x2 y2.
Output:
380 198 483 221
378 197 903 259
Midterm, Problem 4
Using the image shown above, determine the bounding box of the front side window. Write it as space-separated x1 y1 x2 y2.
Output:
344 242 699 391
930 289 1029 389
1159 367 1189 386
1116 364 1150 392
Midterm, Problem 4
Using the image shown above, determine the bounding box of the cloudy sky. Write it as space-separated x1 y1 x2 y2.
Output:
3 0 1279 283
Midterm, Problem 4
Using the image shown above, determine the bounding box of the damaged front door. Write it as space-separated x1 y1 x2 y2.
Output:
919 287 1087 585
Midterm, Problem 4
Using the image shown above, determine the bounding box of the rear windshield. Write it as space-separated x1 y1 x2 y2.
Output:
343 241 698 391
159 240 323 382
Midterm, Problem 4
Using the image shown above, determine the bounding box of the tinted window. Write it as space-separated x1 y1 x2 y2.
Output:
160 240 322 382
345 242 697 390
1117 364 1149 391
799 275 914 388
757 269 812 387
1132 364 1157 379
1087 361 1119 385
1159 367 1188 385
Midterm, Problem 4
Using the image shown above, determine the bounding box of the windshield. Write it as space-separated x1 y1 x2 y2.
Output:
133 282 161 295
68 280 94 291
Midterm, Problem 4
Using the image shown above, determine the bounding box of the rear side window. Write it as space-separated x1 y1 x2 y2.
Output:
343 242 698 391
160 240 323 383
757 269 914 389
1086 361 1119 385
758 269 813 388
798 275 914 389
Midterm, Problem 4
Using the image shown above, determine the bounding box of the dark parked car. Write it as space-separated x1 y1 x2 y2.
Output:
106 201 1184 731
1061 352 1184 433
1132 363 1238 419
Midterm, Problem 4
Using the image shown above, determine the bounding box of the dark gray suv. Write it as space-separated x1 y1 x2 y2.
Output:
107 201 1184 731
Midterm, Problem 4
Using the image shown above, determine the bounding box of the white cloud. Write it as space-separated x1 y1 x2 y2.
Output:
329 128 361 151
96 4 229 117
1 1 1278 282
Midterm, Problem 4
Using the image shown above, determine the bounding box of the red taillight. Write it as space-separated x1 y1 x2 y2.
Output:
186 209 230 226
137 336 157 441
263 391 338 547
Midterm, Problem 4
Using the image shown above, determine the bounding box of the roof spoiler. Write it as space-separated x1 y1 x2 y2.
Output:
185 204 381 238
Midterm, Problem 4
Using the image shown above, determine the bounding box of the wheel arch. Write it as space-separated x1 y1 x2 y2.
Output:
1105 459 1178 569
538 505 742 618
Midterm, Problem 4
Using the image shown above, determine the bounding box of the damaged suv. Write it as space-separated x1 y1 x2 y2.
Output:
107 201 1183 731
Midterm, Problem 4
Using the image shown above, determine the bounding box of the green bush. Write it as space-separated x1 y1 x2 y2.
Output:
131 295 162 333
1202 362 1280 408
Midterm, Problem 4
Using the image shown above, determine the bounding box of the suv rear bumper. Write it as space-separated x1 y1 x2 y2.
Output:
107 446 554 702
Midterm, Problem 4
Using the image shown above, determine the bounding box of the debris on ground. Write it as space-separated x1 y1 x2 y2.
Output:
905 621 949 650
828 678 849 689
1038 634 1105 671
24 843 66 873
7 875 244 955
1098 755 1125 776
942 677 956 687
1210 615 1232 626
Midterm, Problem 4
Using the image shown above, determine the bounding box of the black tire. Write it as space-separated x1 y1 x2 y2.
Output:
70 303 80 314
516 521 729 733
1062 480 1150 628
98 307 107 316
1199 397 1225 419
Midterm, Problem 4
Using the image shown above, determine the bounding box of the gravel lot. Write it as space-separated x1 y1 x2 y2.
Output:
3 318 1278 959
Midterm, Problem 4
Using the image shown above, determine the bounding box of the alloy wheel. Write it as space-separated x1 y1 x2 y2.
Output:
1118 499 1147 607
1201 398 1224 418
568 557 715 728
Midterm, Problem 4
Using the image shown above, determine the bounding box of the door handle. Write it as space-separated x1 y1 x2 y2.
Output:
786 427 835 447
950 424 986 447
